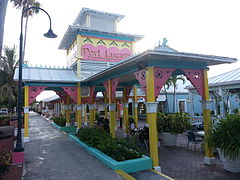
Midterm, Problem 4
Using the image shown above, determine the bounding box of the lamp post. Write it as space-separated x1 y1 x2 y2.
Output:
14 6 57 152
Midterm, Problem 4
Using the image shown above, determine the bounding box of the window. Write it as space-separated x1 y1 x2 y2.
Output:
178 99 187 113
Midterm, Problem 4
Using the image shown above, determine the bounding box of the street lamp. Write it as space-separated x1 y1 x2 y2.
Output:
15 6 57 152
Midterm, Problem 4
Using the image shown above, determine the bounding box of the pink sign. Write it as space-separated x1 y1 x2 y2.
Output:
82 44 132 62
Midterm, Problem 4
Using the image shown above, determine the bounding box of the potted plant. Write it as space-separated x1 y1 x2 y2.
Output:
157 113 191 146
206 114 240 172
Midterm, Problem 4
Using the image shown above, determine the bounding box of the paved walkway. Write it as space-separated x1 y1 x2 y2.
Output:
159 135 240 180
23 112 124 180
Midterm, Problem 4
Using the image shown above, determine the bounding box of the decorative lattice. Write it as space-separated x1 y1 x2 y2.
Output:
154 68 176 97
103 78 120 102
62 87 77 104
29 86 46 104
182 69 204 97
134 69 147 94
56 91 67 104
88 86 96 103
111 78 120 101
126 86 132 102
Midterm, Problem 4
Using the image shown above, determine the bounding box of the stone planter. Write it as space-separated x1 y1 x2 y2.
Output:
162 132 178 146
68 133 152 173
51 122 76 133
218 149 240 173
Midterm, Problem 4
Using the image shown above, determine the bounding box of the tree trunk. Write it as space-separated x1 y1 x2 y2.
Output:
0 0 9 59
173 86 176 112
164 85 169 113
22 15 29 61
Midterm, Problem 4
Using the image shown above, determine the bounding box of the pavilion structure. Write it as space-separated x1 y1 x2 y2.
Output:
188 68 240 120
14 8 237 171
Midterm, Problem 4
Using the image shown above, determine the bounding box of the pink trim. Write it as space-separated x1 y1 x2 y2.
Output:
62 87 78 104
89 86 96 103
126 86 132 101
134 69 147 94
103 81 109 94
56 91 67 103
81 44 132 62
81 35 132 42
82 97 90 104
103 78 120 101
154 68 176 97
182 69 204 97
12 151 24 165
29 86 47 104
111 78 120 101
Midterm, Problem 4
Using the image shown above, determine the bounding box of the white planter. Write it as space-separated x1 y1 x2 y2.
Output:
218 149 240 173
162 132 178 146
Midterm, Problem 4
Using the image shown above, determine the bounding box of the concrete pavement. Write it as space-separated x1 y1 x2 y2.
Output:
23 112 124 180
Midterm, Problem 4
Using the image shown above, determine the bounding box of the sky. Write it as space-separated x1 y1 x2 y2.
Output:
3 0 240 100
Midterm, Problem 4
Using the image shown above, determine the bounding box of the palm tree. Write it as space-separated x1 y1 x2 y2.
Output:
10 0 41 60
167 75 186 112
0 46 18 111
163 80 171 113
0 0 9 59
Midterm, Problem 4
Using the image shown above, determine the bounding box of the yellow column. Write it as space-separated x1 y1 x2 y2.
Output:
104 93 108 119
108 80 116 138
89 104 95 127
84 104 87 125
76 84 82 129
202 69 215 165
93 106 96 123
133 85 138 128
123 87 129 134
24 86 30 142
146 67 160 171
66 94 71 126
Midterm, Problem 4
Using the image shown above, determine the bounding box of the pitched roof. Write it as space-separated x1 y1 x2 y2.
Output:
73 8 124 25
208 68 240 86
14 65 80 83
82 49 237 85
58 26 143 50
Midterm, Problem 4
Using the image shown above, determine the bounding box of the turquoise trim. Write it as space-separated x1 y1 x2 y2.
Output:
51 122 77 133
95 87 105 92
68 133 153 173
79 31 134 42
148 59 208 69
84 65 139 86
119 80 140 87
25 82 78 87
45 87 64 91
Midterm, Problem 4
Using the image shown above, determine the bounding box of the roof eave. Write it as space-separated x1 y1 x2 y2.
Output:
58 26 143 50
149 51 237 65
82 51 148 83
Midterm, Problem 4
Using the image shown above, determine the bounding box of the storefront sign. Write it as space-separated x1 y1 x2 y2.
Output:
82 44 132 62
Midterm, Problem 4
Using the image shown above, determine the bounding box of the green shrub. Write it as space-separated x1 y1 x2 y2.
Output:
76 127 143 161
0 151 12 179
206 114 240 160
157 113 191 134
76 127 111 147
52 116 66 127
